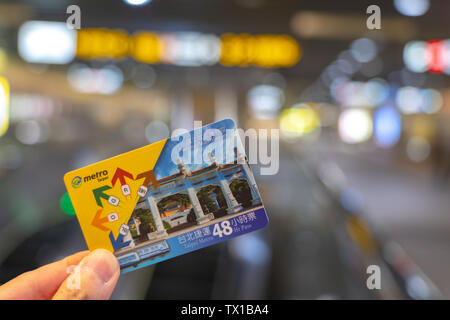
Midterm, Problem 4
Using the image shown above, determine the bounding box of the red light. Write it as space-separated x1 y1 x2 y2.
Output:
426 40 446 73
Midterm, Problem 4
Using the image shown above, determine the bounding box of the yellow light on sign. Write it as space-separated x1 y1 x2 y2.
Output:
130 32 162 64
76 28 130 59
0 77 10 137
220 33 301 67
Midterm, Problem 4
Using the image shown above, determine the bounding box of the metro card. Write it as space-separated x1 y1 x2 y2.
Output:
64 119 269 273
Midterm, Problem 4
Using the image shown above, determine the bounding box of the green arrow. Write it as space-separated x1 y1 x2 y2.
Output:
93 185 112 207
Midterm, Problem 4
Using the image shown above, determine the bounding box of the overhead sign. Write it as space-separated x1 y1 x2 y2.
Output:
18 21 301 68
77 28 301 68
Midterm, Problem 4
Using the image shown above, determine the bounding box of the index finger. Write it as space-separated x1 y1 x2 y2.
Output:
0 250 90 300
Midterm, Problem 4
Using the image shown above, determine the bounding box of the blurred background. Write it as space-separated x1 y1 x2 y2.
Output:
0 0 449 299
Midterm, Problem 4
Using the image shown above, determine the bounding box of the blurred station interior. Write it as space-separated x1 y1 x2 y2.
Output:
0 0 449 299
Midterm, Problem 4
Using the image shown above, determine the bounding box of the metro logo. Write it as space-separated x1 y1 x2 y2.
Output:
71 176 82 188
83 170 109 183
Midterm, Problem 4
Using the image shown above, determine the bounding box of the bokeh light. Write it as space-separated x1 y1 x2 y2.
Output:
406 136 430 162
124 0 152 6
331 79 389 108
67 64 123 94
374 106 402 148
394 0 430 17
131 64 157 89
18 21 76 64
145 120 170 143
403 41 428 73
163 32 221 66
350 38 377 63
422 89 443 114
396 86 424 114
0 77 10 137
247 85 284 120
15 120 49 145
396 86 443 114
279 104 320 139
338 109 373 144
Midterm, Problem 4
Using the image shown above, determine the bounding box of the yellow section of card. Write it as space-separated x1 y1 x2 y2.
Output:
63 139 167 252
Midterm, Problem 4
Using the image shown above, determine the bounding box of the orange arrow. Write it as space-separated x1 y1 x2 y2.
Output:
136 170 158 189
91 209 109 232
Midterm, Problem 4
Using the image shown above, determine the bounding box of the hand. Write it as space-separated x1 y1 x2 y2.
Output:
0 249 120 300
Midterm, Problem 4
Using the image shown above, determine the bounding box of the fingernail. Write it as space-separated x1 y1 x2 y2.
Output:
80 249 119 283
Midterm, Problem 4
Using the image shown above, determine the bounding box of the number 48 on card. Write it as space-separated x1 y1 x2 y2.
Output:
213 221 233 238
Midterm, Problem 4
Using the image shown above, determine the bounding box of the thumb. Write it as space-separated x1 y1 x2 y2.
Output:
53 249 120 300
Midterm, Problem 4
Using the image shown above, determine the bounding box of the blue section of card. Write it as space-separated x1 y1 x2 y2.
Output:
120 207 268 274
